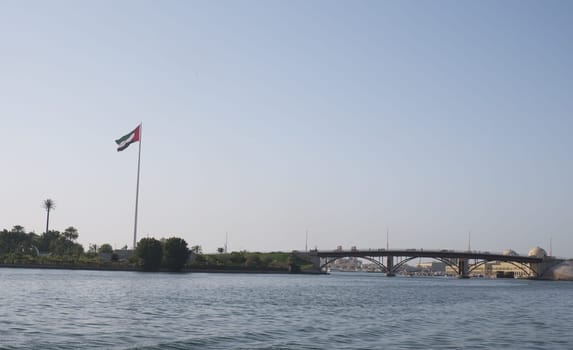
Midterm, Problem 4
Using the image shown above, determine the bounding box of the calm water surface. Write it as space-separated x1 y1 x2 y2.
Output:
1 268 572 349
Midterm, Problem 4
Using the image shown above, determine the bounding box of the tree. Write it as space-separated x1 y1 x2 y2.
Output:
11 225 25 233
49 235 84 256
43 199 55 234
261 256 273 269
98 243 113 254
163 237 190 271
193 254 206 264
217 247 224 254
191 245 202 254
135 238 163 271
245 254 262 269
230 251 246 265
63 226 79 241
0 227 30 254
38 230 61 252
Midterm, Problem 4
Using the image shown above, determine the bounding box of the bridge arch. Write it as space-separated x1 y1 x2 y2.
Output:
468 260 534 277
310 249 544 278
391 256 461 275
320 256 388 273
391 256 416 272
390 255 536 277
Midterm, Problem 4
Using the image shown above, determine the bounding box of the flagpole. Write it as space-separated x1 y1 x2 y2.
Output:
133 123 142 249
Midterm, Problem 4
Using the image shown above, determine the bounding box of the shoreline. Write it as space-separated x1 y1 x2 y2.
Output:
0 263 324 275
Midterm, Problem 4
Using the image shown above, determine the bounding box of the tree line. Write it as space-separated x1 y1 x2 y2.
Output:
190 251 296 271
0 225 84 257
0 225 193 272
135 237 190 271
1 198 299 272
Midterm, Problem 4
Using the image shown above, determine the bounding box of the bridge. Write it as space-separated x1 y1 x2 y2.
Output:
296 248 557 278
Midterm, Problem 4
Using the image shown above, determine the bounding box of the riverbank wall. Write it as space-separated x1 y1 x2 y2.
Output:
0 263 323 274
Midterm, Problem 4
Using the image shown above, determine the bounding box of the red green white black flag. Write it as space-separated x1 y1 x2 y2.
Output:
115 125 141 151
115 123 143 249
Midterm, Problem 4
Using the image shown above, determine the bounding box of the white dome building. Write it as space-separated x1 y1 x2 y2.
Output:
503 249 518 256
528 247 547 258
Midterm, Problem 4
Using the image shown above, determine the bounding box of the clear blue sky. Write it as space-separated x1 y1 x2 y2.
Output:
1 1 571 256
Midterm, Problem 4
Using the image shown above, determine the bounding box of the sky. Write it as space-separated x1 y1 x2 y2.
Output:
1 1 572 256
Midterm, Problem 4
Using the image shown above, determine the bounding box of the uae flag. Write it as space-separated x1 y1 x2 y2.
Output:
115 125 141 151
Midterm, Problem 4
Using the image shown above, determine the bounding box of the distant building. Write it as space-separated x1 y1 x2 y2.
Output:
99 249 134 262
114 249 134 261
416 261 446 275
332 257 362 271
442 247 547 278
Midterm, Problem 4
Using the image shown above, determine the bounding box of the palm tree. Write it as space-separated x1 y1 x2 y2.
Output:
63 226 78 241
11 225 25 233
43 199 55 234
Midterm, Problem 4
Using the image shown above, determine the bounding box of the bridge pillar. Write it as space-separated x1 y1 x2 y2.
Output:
386 255 395 277
532 258 563 279
458 258 469 279
291 251 322 273
309 255 321 272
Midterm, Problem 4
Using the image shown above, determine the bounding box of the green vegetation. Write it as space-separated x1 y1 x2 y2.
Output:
135 237 163 271
133 237 191 272
0 225 84 258
287 253 315 273
0 223 308 273
0 225 92 266
190 251 294 271
163 237 190 271
98 243 113 254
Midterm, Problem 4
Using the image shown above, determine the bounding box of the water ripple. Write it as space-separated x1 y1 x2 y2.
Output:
1 270 573 349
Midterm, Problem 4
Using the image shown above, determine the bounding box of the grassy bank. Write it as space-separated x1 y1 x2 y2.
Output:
0 251 317 274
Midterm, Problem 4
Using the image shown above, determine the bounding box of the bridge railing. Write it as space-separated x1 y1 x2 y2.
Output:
309 248 510 256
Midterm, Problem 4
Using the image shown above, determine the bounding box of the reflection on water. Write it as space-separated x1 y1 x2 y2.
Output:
1 269 572 349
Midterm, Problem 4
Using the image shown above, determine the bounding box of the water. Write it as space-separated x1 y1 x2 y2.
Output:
1 269 572 349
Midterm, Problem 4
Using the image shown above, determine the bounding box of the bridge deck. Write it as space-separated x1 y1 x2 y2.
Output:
310 249 543 263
